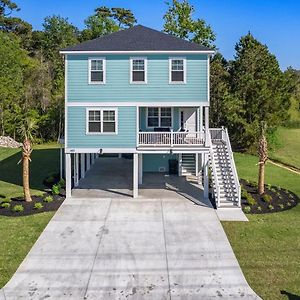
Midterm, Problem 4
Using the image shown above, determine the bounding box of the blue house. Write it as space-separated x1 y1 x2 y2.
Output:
60 25 241 209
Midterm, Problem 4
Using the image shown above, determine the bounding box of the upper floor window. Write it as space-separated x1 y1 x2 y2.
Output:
169 57 186 84
130 58 147 83
147 107 172 128
86 108 117 134
89 58 106 84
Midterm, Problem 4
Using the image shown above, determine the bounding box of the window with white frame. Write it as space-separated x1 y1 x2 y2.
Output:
131 58 146 83
89 58 105 84
147 107 172 128
87 109 117 134
170 58 185 83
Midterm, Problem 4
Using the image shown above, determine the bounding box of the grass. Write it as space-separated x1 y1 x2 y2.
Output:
0 143 60 288
222 152 300 300
269 127 300 169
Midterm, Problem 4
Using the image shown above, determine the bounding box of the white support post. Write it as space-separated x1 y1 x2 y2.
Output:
204 106 209 147
195 153 199 178
133 153 138 198
74 153 79 187
178 153 182 176
138 154 143 185
87 153 91 171
118 153 122 158
203 153 209 199
91 153 95 165
65 153 71 198
59 146 63 179
199 106 203 134
80 153 85 179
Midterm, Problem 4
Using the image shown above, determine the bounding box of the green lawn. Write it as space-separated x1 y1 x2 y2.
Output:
222 152 300 300
0 144 60 288
269 127 300 169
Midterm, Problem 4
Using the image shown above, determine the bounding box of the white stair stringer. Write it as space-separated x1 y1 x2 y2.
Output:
181 153 196 176
209 129 241 208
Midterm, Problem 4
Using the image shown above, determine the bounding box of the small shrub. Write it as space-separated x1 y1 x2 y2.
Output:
1 202 10 209
243 206 251 213
44 195 53 203
262 194 272 203
246 193 257 206
249 181 258 188
241 187 248 199
266 184 272 190
1 198 11 204
12 204 24 213
279 204 284 209
288 193 294 199
58 178 65 188
268 204 274 210
34 203 43 210
270 187 277 193
277 186 282 191
287 202 292 207
257 206 262 212
52 184 61 195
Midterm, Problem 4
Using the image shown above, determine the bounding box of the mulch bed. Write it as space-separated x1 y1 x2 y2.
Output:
241 179 299 214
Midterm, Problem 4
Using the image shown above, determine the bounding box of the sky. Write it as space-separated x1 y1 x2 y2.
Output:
13 0 300 70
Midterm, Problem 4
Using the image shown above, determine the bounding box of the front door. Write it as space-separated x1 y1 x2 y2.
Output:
180 108 197 132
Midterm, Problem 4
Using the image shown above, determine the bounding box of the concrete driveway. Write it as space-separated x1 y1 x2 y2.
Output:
1 196 260 299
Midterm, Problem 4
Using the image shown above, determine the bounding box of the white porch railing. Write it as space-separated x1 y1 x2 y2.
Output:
138 131 204 147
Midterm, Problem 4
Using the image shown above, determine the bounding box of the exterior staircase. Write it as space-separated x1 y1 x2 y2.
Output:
209 128 241 208
181 153 196 176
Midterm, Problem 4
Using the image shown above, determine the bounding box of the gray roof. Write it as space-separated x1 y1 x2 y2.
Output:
62 25 212 52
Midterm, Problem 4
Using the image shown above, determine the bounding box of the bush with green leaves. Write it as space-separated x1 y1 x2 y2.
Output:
12 204 24 213
58 178 65 188
243 206 251 213
34 203 43 210
44 195 53 203
279 204 284 209
246 193 257 206
257 206 262 212
287 202 292 207
1 198 11 204
52 184 61 195
268 204 274 210
249 181 258 188
1 202 10 209
262 194 272 203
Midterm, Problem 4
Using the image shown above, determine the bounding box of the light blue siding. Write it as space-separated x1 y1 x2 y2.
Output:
67 54 208 102
143 154 178 172
67 106 136 148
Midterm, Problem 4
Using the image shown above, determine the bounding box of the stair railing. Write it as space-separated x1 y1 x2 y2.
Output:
208 131 221 207
223 128 241 207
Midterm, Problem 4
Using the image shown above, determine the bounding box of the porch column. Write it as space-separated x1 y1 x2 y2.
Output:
138 154 143 185
204 106 209 147
87 153 91 171
203 153 209 199
80 153 85 179
118 153 122 158
74 153 79 187
199 106 203 133
133 153 138 198
91 153 95 165
65 153 71 198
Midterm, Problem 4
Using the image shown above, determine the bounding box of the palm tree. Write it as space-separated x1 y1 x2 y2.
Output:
18 117 37 202
258 122 268 195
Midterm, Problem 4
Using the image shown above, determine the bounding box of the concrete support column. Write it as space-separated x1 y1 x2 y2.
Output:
138 154 143 185
65 153 71 198
204 106 209 147
87 153 91 171
133 153 138 198
203 153 209 199
80 153 85 179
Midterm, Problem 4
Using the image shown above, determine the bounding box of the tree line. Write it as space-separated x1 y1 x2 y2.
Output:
1 0 299 152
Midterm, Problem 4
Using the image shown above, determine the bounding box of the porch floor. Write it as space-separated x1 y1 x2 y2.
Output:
73 157 209 206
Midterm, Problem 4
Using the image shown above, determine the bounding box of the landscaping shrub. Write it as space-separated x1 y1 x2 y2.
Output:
268 204 274 210
262 194 272 203
1 202 10 209
44 195 53 203
249 181 258 188
12 204 24 213
279 204 284 209
34 203 43 210
287 202 292 207
257 206 262 212
52 184 61 195
243 206 251 213
246 193 257 206
58 178 65 188
241 187 248 199
1 198 11 204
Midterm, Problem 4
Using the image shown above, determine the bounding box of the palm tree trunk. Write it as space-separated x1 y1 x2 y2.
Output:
258 161 265 194
22 139 32 202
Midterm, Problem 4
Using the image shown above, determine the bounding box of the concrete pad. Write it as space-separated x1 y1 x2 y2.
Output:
216 208 249 222
0 290 5 300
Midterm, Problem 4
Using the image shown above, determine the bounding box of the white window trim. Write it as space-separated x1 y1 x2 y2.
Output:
88 57 106 85
86 107 118 135
130 57 147 84
169 57 186 84
146 107 173 129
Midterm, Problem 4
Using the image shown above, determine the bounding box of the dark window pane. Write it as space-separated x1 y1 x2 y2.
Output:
161 117 172 127
91 60 103 71
148 107 158 117
133 71 145 82
161 107 171 116
133 60 144 70
103 122 115 132
148 117 159 127
91 71 103 82
89 122 101 132
171 71 184 82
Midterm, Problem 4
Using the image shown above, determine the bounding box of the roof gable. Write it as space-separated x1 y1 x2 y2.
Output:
62 25 213 52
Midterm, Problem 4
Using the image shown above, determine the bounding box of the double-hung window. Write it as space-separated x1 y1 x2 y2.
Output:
87 108 117 134
131 58 147 83
147 107 172 128
169 58 186 83
89 58 106 84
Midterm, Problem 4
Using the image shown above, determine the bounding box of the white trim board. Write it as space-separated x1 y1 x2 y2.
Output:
64 57 68 148
60 50 215 55
169 57 186 84
67 102 210 107
88 57 106 85
130 57 148 84
66 148 137 154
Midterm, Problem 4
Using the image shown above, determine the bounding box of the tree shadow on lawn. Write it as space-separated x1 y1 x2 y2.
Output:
281 291 300 300
0 148 60 193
